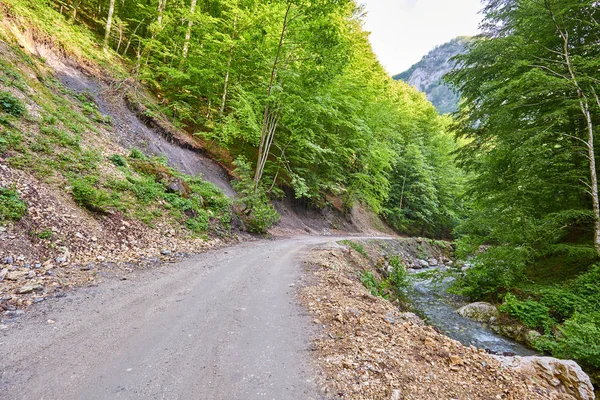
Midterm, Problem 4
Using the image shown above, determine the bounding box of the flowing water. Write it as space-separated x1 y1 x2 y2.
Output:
407 267 538 356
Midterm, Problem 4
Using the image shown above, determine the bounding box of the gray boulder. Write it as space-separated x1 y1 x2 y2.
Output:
456 302 499 323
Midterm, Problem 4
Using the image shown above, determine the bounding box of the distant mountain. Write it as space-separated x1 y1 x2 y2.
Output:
393 37 470 114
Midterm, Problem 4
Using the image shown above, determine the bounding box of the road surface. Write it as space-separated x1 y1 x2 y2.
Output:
0 236 344 400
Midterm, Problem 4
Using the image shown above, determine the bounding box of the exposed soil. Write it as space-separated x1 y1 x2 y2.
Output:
31 41 237 198
0 24 244 312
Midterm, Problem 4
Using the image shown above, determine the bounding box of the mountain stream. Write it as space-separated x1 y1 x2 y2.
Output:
407 267 538 356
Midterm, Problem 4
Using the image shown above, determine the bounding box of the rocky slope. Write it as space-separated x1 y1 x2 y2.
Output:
0 19 243 314
393 37 469 114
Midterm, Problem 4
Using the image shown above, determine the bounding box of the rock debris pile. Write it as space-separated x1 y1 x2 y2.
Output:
0 166 240 316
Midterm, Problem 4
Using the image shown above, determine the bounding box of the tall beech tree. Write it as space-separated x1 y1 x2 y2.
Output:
448 0 600 255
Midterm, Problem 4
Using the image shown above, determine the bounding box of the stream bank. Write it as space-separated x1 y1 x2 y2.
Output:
299 238 595 399
407 270 538 356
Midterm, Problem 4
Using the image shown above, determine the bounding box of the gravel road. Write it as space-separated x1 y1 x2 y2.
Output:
0 236 343 400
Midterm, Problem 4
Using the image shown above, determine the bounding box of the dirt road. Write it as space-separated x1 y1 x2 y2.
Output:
0 236 343 400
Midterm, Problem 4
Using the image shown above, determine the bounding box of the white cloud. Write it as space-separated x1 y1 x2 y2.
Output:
359 0 483 74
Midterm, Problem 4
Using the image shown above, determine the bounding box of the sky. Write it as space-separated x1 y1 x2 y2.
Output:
359 0 484 75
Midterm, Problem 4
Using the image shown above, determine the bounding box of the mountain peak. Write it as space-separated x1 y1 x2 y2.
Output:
393 37 470 114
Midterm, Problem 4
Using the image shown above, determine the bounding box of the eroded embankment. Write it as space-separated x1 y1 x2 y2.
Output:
299 238 595 400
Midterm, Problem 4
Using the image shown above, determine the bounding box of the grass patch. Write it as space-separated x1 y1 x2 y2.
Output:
0 91 25 117
0 187 27 224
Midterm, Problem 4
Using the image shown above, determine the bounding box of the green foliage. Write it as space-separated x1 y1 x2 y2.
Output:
451 245 528 300
0 91 25 118
37 229 53 240
361 271 381 297
231 157 279 233
499 293 554 331
360 255 409 299
129 148 147 160
185 209 210 234
109 154 127 167
0 129 23 153
340 240 368 257
536 312 600 370
0 187 27 224
538 287 588 321
387 255 410 297
70 175 110 213
444 0 600 375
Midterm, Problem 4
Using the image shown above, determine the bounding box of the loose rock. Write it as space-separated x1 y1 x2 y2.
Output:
18 284 43 294
494 355 595 400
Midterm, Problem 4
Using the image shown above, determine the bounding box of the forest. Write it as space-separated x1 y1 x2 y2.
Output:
447 0 600 382
1 0 600 384
35 0 463 237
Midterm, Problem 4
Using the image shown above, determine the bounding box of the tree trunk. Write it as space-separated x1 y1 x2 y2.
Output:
116 23 123 53
582 101 600 255
103 0 116 52
219 14 237 118
253 2 291 191
549 6 600 255
181 0 198 61
157 0 167 27
152 0 167 40
123 19 143 56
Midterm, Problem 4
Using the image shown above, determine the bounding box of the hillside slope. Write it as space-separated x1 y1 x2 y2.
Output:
393 37 468 114
0 9 243 308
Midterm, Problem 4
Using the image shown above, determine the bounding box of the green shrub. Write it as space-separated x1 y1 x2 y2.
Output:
128 175 164 203
187 178 231 212
360 256 409 300
231 157 279 233
0 129 23 152
0 187 26 223
536 312 600 369
71 175 110 212
129 147 147 160
0 91 25 117
361 271 381 296
109 154 127 167
499 292 554 331
241 199 279 233
570 264 600 307
162 192 195 214
538 287 588 321
37 229 53 239
185 209 210 233
450 245 529 300
387 255 410 297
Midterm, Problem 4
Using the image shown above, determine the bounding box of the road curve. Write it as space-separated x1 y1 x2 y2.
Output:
0 236 346 400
